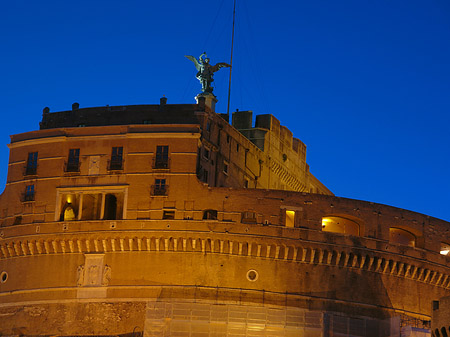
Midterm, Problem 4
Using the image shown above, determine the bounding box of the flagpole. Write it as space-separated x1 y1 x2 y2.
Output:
226 0 236 118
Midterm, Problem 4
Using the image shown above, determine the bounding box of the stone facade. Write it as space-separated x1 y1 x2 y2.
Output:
432 296 450 337
0 99 448 336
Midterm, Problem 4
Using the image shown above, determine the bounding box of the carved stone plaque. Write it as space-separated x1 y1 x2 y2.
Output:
88 156 100 175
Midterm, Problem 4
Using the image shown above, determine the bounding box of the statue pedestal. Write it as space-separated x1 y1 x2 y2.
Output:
195 93 218 112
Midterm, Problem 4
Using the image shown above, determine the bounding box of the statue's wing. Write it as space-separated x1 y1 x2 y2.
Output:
185 55 201 71
211 62 231 72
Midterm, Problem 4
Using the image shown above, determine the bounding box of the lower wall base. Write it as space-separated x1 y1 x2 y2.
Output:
0 298 404 337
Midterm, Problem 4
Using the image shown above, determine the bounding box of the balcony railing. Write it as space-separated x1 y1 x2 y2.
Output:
151 185 169 196
65 161 80 173
152 157 170 170
23 192 35 202
24 165 37 176
108 159 123 171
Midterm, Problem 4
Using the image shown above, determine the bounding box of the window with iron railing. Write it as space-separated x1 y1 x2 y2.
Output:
152 179 168 196
66 149 80 172
25 152 38 176
24 184 35 202
108 146 123 170
154 145 169 169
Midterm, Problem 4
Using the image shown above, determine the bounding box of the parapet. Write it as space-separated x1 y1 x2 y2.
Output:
232 110 307 161
39 100 203 130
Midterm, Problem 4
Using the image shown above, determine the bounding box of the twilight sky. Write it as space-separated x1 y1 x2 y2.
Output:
1 0 449 220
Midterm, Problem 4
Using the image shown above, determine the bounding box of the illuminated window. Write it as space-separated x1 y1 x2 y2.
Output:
58 190 125 222
60 194 79 221
286 210 296 227
25 152 38 175
322 216 360 236
389 227 416 247
64 205 76 221
440 242 450 256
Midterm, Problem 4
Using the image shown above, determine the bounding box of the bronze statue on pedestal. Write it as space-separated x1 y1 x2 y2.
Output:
185 53 230 94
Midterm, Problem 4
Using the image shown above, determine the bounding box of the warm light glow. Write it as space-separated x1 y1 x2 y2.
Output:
440 243 450 255
286 210 295 227
322 217 333 228
322 218 331 227
321 216 360 236
66 195 72 203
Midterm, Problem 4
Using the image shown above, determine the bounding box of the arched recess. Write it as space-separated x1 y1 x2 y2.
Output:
104 194 117 220
441 242 450 256
321 215 363 236
389 227 416 247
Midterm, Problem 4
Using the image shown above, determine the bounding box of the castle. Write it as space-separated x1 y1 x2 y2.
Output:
0 95 449 336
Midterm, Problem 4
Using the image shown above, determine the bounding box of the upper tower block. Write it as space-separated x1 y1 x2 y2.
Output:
33 100 331 196
39 102 202 130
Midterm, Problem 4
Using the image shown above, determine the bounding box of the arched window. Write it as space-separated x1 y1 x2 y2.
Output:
389 227 416 247
104 194 117 220
64 205 76 221
321 216 360 236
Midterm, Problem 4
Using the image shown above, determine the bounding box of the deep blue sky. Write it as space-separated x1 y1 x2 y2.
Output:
1 1 449 220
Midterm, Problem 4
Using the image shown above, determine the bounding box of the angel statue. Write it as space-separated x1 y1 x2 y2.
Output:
185 53 231 94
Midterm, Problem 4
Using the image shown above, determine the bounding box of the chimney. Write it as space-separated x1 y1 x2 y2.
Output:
72 102 79 110
160 96 167 105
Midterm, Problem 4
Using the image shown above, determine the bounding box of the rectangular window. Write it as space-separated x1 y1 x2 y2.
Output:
153 179 167 196
109 146 123 170
25 152 38 175
223 161 229 175
24 184 35 201
163 210 175 220
203 170 208 183
286 210 296 228
203 209 218 220
66 148 80 172
203 148 210 160
242 211 257 224
154 145 169 169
